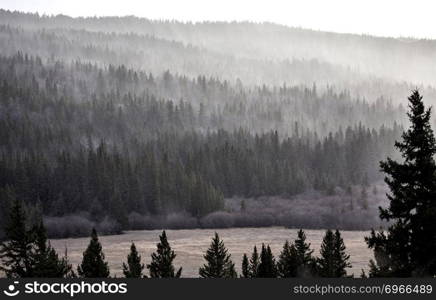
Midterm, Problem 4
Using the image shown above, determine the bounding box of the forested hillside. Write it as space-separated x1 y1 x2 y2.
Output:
0 10 433 237
2 9 436 85
2 9 436 103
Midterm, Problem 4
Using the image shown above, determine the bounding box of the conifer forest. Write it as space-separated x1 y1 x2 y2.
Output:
0 6 435 279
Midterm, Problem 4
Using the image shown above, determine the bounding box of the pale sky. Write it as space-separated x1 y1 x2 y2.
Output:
1 0 436 39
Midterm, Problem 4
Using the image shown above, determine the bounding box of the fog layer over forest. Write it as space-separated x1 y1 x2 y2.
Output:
0 10 434 238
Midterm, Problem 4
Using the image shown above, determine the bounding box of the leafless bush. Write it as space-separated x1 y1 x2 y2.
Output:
44 214 121 238
165 213 198 229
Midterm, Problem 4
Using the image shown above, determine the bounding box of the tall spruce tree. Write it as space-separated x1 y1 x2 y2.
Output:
147 231 182 278
317 229 351 277
241 254 250 278
277 240 299 277
249 246 260 278
242 246 260 278
77 229 110 278
31 221 73 278
257 244 277 278
199 233 237 278
333 230 351 277
0 196 34 278
317 230 336 277
123 242 145 278
294 229 315 277
366 90 436 277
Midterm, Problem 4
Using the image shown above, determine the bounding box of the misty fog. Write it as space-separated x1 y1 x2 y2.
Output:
0 10 434 239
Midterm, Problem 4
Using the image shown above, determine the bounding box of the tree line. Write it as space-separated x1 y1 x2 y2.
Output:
0 124 400 222
0 198 352 278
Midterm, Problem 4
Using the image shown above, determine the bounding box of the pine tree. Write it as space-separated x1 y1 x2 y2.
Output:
317 230 336 277
366 90 436 277
0 196 34 278
122 242 145 278
333 230 351 277
241 247 262 278
294 229 315 277
250 246 260 278
199 233 237 278
31 221 73 278
317 229 351 277
241 254 250 278
257 244 277 278
277 240 299 277
147 231 182 278
77 229 110 278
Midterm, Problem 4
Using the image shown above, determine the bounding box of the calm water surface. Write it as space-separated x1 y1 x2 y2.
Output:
51 227 372 277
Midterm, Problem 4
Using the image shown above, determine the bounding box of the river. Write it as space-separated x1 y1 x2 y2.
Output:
51 227 373 277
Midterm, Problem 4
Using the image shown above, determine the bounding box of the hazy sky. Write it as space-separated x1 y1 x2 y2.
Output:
2 0 436 39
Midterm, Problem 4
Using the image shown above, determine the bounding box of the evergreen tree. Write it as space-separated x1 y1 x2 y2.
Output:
317 229 351 277
122 242 145 278
294 229 315 277
277 240 299 277
366 90 436 277
247 246 260 278
241 254 250 278
0 196 34 278
257 244 277 278
199 233 237 278
333 230 351 277
31 221 73 278
317 230 336 277
77 229 110 278
147 231 182 278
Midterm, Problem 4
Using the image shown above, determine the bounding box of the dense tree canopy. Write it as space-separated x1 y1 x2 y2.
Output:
0 52 404 235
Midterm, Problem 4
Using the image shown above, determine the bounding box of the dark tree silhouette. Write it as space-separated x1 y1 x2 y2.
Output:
241 254 250 278
147 231 182 278
249 246 260 278
277 240 299 277
242 246 261 278
317 229 351 277
366 90 436 277
257 244 277 278
77 229 110 278
199 233 237 278
294 229 316 277
0 196 34 278
31 221 73 278
123 242 145 278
